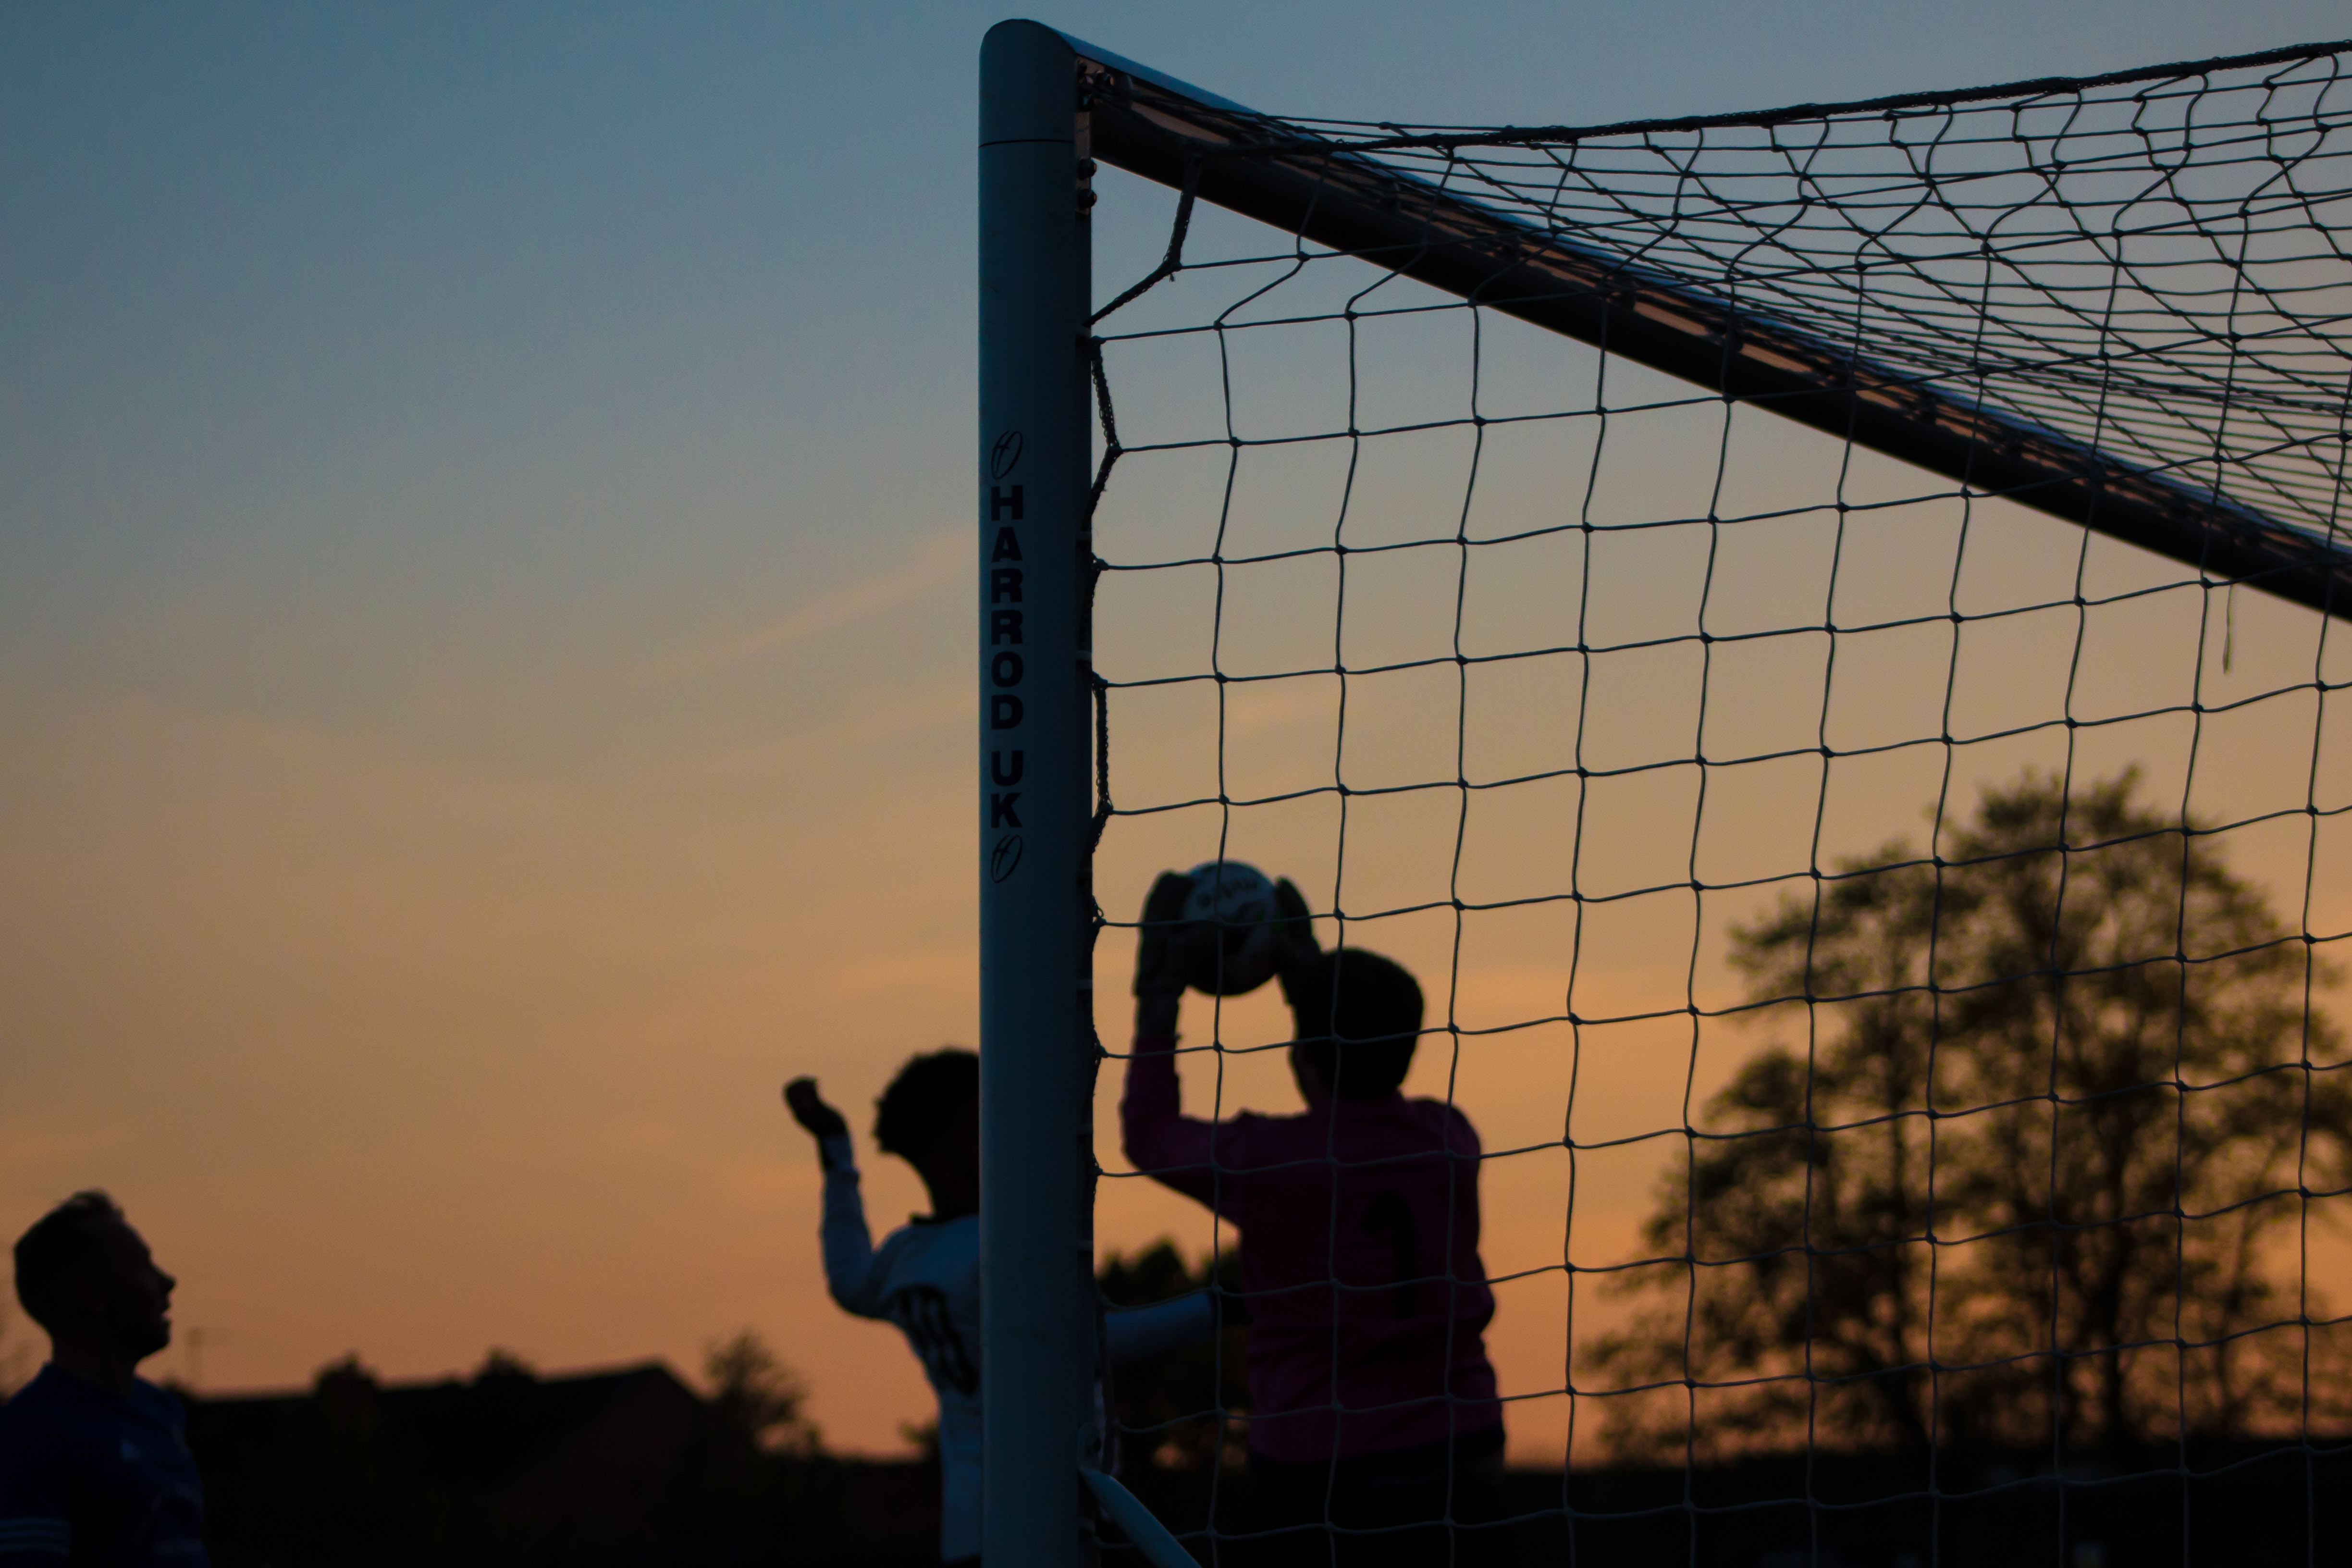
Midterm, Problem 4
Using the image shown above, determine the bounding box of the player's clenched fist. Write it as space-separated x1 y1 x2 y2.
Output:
783 1077 849 1144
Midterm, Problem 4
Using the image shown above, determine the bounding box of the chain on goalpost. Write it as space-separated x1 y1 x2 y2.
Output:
985 25 2352 1566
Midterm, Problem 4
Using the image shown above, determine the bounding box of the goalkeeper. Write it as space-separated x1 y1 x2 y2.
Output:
1122 873 1504 1565
785 1049 1211 1568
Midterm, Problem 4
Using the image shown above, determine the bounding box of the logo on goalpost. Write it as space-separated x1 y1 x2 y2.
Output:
989 833 1022 884
990 429 1023 480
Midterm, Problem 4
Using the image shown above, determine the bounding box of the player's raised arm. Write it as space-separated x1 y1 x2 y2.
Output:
1122 872 1222 1198
783 1077 883 1314
1268 876 1320 1010
1129 870 1194 1037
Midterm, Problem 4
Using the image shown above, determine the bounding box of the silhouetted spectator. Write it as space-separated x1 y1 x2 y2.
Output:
0 1192 205 1566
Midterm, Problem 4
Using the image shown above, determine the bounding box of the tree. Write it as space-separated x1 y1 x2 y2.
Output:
702 1330 820 1457
654 1330 836 1545
1590 769 2352 1460
472 1346 537 1381
196 1354 487 1561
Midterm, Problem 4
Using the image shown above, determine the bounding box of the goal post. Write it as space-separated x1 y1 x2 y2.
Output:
977 20 1097 1568
981 18 2352 1565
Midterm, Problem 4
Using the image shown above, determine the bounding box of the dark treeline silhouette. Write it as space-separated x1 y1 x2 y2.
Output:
183 1336 940 1566
1508 1442 2352 1566
171 1349 2352 1567
1095 1238 2352 1566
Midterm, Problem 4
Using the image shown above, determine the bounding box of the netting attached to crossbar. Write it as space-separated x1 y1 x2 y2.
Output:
1083 38 2352 1565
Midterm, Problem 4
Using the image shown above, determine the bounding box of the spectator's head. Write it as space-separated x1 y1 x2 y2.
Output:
1285 948 1423 1102
13 1191 175 1362
876 1049 981 1218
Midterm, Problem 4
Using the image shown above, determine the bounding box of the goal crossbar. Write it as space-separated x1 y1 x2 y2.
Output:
1067 32 2352 621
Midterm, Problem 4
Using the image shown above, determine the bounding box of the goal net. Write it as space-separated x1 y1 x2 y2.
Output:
986 27 2352 1566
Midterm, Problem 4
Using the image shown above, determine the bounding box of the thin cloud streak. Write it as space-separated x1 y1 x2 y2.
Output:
654 533 964 684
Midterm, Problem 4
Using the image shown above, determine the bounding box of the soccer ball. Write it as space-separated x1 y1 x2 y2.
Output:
1181 860 1283 996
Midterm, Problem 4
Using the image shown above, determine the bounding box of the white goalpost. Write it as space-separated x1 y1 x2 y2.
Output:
982 20 2352 1565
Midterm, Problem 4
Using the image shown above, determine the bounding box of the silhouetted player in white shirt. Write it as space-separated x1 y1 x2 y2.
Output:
788 1053 984 1566
787 1050 1208 1567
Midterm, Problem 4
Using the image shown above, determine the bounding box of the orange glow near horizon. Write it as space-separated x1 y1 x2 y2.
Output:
7 502 2351 1467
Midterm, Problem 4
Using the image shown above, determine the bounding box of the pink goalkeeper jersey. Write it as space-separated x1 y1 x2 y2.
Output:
1121 1032 1503 1463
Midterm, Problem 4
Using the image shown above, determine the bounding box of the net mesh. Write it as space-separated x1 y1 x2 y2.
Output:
1084 39 2352 1564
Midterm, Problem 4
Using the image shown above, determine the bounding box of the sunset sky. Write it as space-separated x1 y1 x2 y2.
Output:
5 0 2349 1459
